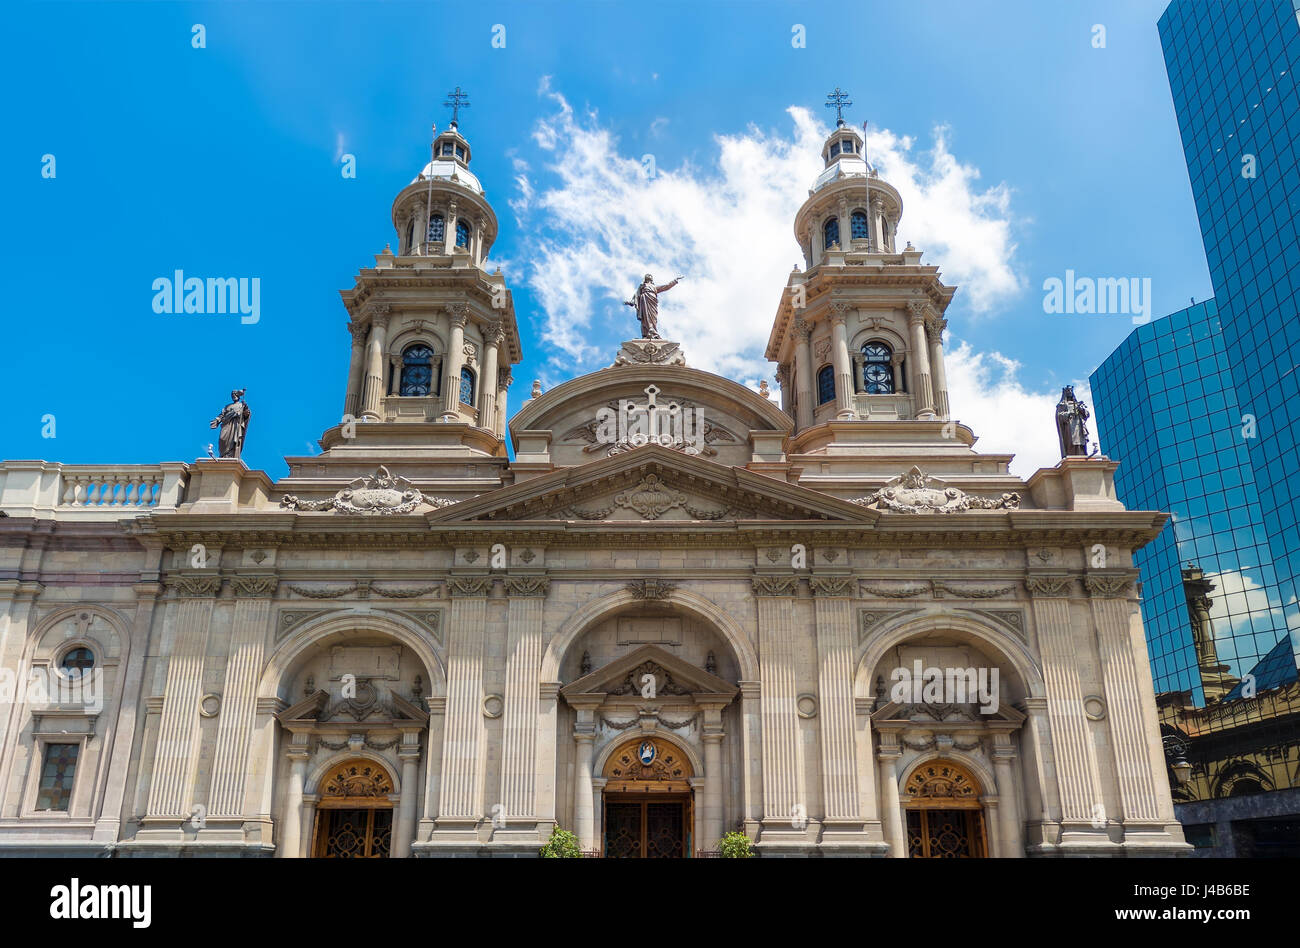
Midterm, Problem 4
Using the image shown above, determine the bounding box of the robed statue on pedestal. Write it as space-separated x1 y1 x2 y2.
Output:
1055 385 1091 458
209 389 251 459
624 273 682 339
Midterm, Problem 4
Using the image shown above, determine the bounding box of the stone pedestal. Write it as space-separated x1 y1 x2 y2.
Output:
612 339 687 367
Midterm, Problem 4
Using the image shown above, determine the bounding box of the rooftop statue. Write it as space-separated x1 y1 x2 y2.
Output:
1055 385 1091 458
624 273 682 340
209 389 251 459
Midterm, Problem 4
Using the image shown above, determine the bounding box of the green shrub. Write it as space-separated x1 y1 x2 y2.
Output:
539 826 583 858
718 831 754 858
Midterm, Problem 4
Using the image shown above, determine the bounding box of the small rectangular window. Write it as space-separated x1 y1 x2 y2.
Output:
36 742 79 811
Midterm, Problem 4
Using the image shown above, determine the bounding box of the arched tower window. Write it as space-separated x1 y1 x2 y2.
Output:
455 218 470 249
862 342 894 394
427 214 445 243
816 364 836 405
406 219 415 253
851 210 870 240
399 344 437 397
459 366 475 405
823 217 840 251
59 647 95 678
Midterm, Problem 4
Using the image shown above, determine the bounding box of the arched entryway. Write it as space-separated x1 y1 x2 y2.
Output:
312 759 397 858
601 737 694 858
903 760 987 858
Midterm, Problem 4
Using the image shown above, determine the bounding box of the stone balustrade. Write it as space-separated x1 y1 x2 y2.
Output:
0 461 189 518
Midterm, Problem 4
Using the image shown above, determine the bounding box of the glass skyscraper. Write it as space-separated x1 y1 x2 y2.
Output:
1087 1 1300 856
1160 0 1300 639
1092 300 1295 703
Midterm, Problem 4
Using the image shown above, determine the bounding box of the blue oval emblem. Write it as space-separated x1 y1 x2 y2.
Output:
638 741 656 765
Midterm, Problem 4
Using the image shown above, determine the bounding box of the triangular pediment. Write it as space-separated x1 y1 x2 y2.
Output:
428 444 875 523
871 698 1026 728
559 644 739 701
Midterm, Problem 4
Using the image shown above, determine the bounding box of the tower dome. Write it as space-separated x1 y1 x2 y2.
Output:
390 116 497 265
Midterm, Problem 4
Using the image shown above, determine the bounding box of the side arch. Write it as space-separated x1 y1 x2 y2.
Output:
258 609 447 700
540 586 759 683
855 611 1045 701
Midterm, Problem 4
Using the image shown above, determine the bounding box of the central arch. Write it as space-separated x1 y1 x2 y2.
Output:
541 586 759 683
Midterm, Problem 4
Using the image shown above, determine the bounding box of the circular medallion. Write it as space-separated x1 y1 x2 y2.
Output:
637 740 656 765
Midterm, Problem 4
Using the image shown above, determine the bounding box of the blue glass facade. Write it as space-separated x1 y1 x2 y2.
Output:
1092 301 1295 705
1159 0 1300 658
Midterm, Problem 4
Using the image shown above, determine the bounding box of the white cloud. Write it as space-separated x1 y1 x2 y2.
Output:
510 87 1044 465
944 341 1089 478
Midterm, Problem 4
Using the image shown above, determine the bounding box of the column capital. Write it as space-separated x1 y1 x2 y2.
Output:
792 317 812 343
367 302 392 328
447 575 493 597
1024 574 1075 598
1084 573 1135 598
498 368 513 390
906 299 929 323
230 576 278 598
502 576 550 598
446 302 469 328
168 575 222 598
751 576 800 597
809 576 854 597
348 321 368 343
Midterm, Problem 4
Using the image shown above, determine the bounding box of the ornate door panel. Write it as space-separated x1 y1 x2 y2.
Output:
905 809 985 858
603 798 689 858
645 803 685 858
605 803 643 858
317 807 393 858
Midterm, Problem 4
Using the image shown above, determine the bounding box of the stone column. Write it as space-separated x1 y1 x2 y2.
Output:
809 226 822 267
92 567 162 842
891 352 905 395
573 730 596 851
886 213 899 253
982 796 1002 857
1087 575 1172 825
851 353 865 394
738 681 763 834
144 576 220 822
536 682 561 825
811 578 861 840
501 576 548 828
298 795 317 858
836 198 850 253
753 577 806 830
927 317 950 419
343 322 367 418
830 305 855 420
1026 576 1105 840
479 324 502 433
440 304 469 422
792 319 814 430
359 305 392 422
870 195 885 252
435 576 490 838
1019 695 1062 829
277 748 308 858
444 202 458 256
393 743 421 857
877 745 906 858
906 301 935 418
992 737 1024 858
496 370 512 441
775 364 791 416
210 577 277 820
702 702 733 853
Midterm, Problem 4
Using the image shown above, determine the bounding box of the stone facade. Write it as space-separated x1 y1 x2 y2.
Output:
0 117 1188 857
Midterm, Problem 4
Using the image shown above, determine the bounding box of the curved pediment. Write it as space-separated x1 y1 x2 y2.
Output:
511 362 792 469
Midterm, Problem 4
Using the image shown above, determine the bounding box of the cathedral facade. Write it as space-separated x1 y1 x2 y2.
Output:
0 115 1188 857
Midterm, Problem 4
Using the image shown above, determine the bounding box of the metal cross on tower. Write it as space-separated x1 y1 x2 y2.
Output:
825 86 852 126
444 86 471 126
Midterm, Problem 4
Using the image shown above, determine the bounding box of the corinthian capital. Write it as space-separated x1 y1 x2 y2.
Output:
792 317 811 343
445 302 469 328
907 299 929 324
367 301 392 328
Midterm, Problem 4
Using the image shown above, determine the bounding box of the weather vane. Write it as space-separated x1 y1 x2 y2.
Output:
444 86 470 127
825 86 852 126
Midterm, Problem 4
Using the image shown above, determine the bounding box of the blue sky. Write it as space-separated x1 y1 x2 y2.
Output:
2 0 1211 478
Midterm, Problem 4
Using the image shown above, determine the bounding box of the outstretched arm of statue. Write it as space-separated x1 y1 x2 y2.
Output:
656 277 682 293
624 299 635 307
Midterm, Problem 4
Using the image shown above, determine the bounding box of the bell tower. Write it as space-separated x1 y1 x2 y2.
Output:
339 96 520 443
766 90 956 435
280 95 522 494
